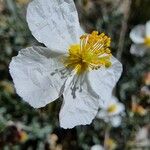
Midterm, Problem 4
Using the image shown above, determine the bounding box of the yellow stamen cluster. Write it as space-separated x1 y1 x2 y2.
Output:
144 36 150 47
63 31 112 74
107 104 117 113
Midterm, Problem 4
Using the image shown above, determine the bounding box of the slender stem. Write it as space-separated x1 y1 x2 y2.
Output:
5 0 18 18
104 125 110 150
116 0 132 61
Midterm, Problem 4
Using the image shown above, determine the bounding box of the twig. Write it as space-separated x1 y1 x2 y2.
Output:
116 0 132 61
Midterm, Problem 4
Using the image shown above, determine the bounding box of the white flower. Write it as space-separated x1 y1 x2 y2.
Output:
9 0 122 129
130 20 150 56
97 96 125 127
91 145 104 150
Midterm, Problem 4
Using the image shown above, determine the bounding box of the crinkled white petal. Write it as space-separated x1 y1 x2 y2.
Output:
145 20 150 37
91 145 104 150
27 0 80 52
59 75 100 129
110 116 122 127
9 46 66 108
130 44 148 56
130 25 145 44
88 56 123 107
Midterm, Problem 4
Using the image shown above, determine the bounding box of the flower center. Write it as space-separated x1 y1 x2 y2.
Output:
107 104 117 113
63 31 112 74
144 36 150 47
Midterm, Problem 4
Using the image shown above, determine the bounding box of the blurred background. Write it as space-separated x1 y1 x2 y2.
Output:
0 0 150 149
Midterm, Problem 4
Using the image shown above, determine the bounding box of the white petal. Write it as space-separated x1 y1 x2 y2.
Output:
97 111 109 123
110 116 122 127
27 0 80 52
91 145 104 150
96 109 107 119
130 44 148 56
145 20 150 37
88 56 123 107
130 25 145 44
59 75 99 129
116 102 125 114
102 95 118 109
9 46 66 108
